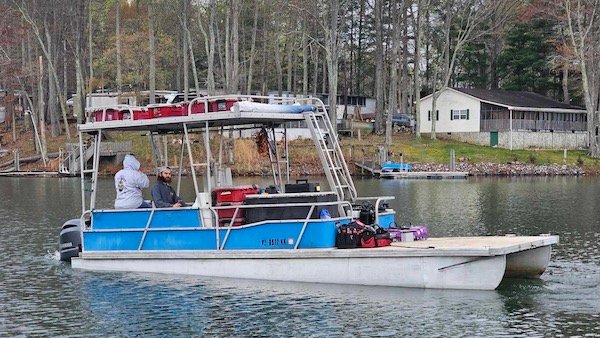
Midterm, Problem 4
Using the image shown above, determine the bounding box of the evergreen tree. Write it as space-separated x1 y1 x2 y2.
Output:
497 19 558 95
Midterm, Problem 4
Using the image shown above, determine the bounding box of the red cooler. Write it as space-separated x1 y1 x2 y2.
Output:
92 108 123 122
212 185 259 227
208 98 237 112
123 107 153 120
189 101 207 114
148 104 186 118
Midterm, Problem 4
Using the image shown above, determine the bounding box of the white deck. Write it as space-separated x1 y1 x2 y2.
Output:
72 235 558 290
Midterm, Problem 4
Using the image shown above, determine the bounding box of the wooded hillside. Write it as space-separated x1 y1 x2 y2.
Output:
0 0 599 157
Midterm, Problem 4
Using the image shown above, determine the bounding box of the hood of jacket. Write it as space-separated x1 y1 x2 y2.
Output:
122 154 140 171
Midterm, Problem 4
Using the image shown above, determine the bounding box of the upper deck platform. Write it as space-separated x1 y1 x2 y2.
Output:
78 110 308 133
78 95 320 133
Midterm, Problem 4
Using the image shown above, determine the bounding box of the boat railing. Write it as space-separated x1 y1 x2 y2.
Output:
186 94 327 115
83 199 352 251
354 196 396 226
79 94 328 126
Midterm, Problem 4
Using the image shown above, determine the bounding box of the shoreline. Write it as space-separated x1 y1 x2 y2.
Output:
1 162 591 178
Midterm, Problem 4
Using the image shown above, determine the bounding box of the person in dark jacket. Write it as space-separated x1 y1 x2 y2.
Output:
151 166 186 208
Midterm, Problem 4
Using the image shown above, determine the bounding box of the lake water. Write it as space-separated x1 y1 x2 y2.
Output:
0 176 598 336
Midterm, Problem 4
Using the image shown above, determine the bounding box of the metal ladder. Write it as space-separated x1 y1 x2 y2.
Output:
305 110 357 204
79 132 102 213
263 127 286 190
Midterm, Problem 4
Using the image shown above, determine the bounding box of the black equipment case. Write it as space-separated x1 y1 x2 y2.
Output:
284 179 320 193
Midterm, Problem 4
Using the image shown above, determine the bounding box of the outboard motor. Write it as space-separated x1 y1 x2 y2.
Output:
59 219 82 262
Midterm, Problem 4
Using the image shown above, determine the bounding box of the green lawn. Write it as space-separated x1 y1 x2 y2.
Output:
344 133 600 170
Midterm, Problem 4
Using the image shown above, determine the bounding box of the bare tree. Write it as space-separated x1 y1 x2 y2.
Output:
246 0 260 94
374 0 385 135
116 0 122 94
414 0 428 138
148 0 156 104
559 0 600 157
428 0 512 139
15 0 71 139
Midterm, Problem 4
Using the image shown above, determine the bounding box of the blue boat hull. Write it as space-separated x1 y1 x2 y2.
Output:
83 208 396 252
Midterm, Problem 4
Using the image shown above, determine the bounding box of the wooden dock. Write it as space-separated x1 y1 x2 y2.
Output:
0 171 60 178
354 160 469 179
355 160 382 176
380 171 468 179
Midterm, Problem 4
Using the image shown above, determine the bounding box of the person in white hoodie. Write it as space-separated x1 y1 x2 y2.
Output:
114 154 151 209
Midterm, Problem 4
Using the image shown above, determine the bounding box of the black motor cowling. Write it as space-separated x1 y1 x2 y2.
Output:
59 219 82 262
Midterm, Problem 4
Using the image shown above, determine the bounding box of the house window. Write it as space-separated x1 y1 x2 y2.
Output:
428 110 439 121
451 109 469 120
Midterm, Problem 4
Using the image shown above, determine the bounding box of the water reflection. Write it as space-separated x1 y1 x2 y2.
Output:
79 272 509 337
0 176 599 336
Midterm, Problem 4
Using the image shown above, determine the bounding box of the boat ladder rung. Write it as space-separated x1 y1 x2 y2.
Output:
81 169 95 174
192 163 208 167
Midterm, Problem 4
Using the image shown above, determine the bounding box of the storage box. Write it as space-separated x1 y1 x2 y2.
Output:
148 104 186 118
285 179 320 193
208 98 237 112
212 186 259 227
212 186 259 204
245 192 339 224
189 101 207 114
388 228 415 242
92 108 123 122
123 107 153 120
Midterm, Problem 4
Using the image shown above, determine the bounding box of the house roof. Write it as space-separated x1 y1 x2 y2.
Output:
454 88 583 111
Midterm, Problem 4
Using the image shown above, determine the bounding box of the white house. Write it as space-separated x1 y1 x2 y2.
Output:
419 88 588 150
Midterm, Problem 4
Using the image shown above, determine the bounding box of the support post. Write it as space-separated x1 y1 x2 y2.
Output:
509 109 513 150
13 150 19 172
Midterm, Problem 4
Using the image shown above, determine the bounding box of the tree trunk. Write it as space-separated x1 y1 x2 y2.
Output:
38 56 48 164
414 0 425 138
88 0 93 102
207 0 216 95
287 36 293 93
386 2 401 146
429 5 451 140
116 1 122 94
182 0 189 101
357 0 365 95
186 29 201 95
326 0 340 133
48 66 59 137
224 10 231 93
75 54 84 124
312 46 318 96
46 17 59 138
562 66 570 104
274 20 283 95
374 0 384 135
322 55 327 94
246 0 259 95
148 0 156 104
302 26 308 95
400 3 409 117
260 26 267 95
231 0 240 93
63 39 67 107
